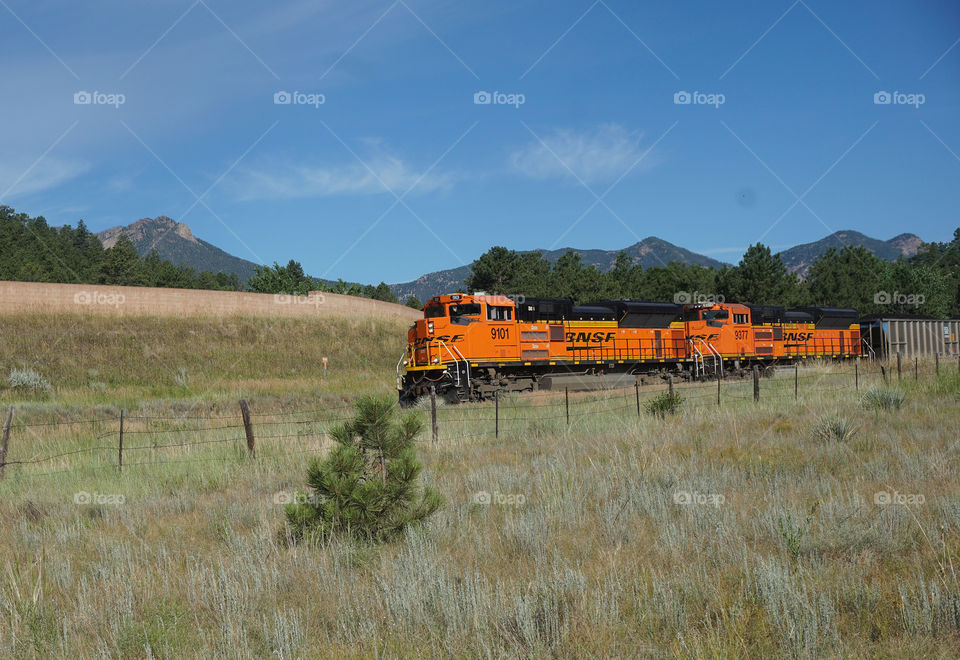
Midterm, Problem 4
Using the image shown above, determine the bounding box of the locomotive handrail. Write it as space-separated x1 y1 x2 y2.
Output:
689 339 704 378
450 343 471 392
704 340 723 377
437 340 470 393
396 351 407 391
691 337 719 376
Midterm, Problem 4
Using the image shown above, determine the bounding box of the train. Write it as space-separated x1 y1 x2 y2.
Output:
397 293 862 405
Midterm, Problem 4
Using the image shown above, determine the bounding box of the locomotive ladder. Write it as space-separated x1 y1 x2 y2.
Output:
691 338 722 377
690 340 704 378
437 340 471 392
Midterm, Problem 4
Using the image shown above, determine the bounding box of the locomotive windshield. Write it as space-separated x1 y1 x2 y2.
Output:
448 303 481 317
424 305 445 318
703 310 729 321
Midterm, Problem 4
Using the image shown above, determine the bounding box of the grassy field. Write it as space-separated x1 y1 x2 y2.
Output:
0 314 959 657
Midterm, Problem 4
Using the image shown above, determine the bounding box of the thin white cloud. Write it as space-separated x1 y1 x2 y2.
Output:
230 153 453 200
510 124 657 185
0 157 90 200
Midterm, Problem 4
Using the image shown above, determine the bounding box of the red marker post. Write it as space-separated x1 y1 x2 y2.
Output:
322 357 328 380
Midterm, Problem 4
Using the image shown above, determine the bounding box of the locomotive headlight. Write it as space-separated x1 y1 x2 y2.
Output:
432 357 440 364
427 321 434 334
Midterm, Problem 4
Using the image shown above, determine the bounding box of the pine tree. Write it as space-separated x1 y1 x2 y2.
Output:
283 396 442 544
465 246 521 293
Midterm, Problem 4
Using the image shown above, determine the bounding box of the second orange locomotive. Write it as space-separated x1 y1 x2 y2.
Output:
398 293 860 404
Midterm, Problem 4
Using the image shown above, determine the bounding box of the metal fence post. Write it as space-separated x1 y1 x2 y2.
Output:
495 392 499 439
753 365 760 402
118 409 124 472
915 357 918 380
795 363 799 400
855 360 859 391
635 382 640 417
897 352 902 381
565 387 569 425
430 386 438 444
716 369 721 407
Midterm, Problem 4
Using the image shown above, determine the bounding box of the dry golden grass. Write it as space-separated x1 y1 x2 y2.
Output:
0 314 958 657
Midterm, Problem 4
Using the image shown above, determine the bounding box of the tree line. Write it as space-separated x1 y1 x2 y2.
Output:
0 206 243 291
464 234 960 318
0 205 411 305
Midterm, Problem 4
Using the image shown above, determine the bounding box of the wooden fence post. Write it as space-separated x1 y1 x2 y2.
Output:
0 406 13 479
935 353 939 376
716 369 721 407
118 409 124 472
897 352 902 381
669 374 675 396
881 365 888 384
239 399 255 458
915 357 918 380
430 386 438 444
753 365 760 402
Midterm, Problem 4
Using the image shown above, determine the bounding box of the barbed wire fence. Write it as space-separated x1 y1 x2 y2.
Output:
0 355 955 481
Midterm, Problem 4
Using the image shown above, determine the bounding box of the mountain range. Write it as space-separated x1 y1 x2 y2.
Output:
95 216 923 299
776 230 923 277
390 238 726 302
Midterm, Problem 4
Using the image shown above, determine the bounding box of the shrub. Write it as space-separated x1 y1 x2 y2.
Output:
813 415 857 443
283 395 442 544
8 368 52 394
860 387 906 411
644 391 683 418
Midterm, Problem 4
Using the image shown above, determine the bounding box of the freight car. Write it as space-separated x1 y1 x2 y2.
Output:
397 293 862 405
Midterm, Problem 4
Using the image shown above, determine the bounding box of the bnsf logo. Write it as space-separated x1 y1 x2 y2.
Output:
413 334 464 347
566 331 616 343
783 332 814 342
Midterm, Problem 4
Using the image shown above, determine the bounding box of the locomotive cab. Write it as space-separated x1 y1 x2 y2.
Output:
683 302 754 361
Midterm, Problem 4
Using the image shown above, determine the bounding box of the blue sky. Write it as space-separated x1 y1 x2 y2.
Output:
1 0 958 284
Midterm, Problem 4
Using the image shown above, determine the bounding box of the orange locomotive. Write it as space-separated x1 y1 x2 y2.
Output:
397 294 861 405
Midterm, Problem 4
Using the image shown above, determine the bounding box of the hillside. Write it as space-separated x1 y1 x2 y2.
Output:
97 216 260 283
392 237 725 302
777 230 922 276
